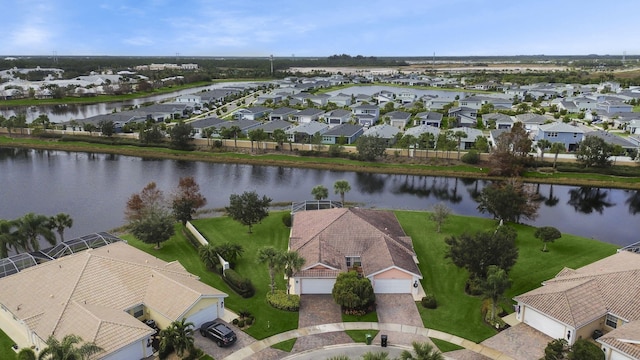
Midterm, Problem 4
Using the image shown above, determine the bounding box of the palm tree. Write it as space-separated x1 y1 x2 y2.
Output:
159 318 195 358
311 185 329 201
49 213 73 243
16 213 57 252
272 129 287 151
0 219 19 258
402 134 417 157
550 142 565 168
257 246 284 294
481 265 512 321
399 341 444 360
230 125 242 149
38 334 102 360
362 351 390 360
282 251 305 294
536 139 552 162
453 130 468 160
333 180 351 205
198 243 219 270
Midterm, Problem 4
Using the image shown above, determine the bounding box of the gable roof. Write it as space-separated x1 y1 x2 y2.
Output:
598 320 640 359
289 208 421 278
515 251 640 329
0 241 226 357
538 122 584 133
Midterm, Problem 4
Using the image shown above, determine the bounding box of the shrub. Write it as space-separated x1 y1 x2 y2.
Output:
465 276 483 296
223 269 255 298
245 317 254 326
266 289 301 311
232 318 239 325
421 294 437 309
282 212 292 227
461 150 480 164
237 319 245 328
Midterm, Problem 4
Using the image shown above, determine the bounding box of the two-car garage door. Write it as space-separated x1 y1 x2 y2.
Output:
522 307 566 340
300 278 336 294
373 279 411 294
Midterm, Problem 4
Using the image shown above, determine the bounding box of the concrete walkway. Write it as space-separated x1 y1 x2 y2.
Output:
221 322 515 360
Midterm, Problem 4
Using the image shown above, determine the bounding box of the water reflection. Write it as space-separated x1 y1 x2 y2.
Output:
355 172 386 194
567 187 615 214
625 190 640 215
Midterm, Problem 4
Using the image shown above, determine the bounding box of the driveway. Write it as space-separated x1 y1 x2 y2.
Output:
295 295 353 352
194 320 256 360
480 323 551 360
376 294 423 327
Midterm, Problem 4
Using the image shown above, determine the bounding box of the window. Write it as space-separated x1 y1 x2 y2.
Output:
606 314 618 328
129 304 144 319
345 256 361 268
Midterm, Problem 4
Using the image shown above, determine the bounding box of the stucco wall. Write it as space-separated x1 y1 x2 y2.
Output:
373 268 413 279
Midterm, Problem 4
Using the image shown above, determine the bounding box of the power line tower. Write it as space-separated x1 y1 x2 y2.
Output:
53 50 58 65
270 55 274 75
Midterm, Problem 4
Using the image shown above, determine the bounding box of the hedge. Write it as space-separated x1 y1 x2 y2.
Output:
223 268 255 298
266 290 300 311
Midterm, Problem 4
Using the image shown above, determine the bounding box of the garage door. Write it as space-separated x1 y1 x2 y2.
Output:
523 307 565 340
301 278 336 294
186 304 219 328
373 279 411 294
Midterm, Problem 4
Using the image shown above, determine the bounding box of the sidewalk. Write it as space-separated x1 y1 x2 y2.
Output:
221 322 515 360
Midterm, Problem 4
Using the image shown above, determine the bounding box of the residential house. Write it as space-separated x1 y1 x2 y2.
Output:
448 107 477 128
535 122 584 151
143 103 191 122
321 124 364 145
397 91 417 104
289 208 422 295
324 109 353 126
327 93 353 107
415 111 443 128
448 127 483 150
255 93 283 105
255 120 294 139
482 113 514 129
424 96 453 110
558 100 580 113
199 89 240 105
352 104 380 127
515 113 551 131
386 111 412 130
292 108 325 123
627 120 640 135
584 130 638 155
362 124 400 146
268 107 298 122
403 124 440 145
285 121 330 143
597 101 633 114
190 117 225 137
514 250 640 356
175 94 202 107
216 119 261 135
234 106 271 121
489 129 509 148
0 239 227 360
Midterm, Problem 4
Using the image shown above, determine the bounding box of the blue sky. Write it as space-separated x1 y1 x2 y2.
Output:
3 0 638 57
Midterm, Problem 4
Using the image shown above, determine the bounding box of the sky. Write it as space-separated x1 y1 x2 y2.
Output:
2 0 639 57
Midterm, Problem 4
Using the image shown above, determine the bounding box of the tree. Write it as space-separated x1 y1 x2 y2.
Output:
0 219 19 258
140 124 164 144
282 251 305 294
429 203 451 233
399 341 444 360
481 265 512 321
488 122 532 176
399 134 417 157
550 142 565 168
576 135 613 168
159 318 195 358
125 182 165 222
171 177 207 226
38 334 102 360
17 348 36 360
333 180 351 205
82 122 96 136
332 270 375 310
199 244 219 270
213 242 244 266
130 208 175 249
311 185 329 200
543 339 568 360
453 130 468 160
362 351 390 360
568 338 604 360
225 191 272 233
477 178 540 223
248 128 267 152
536 139 552 162
535 226 562 252
49 213 73 243
169 121 195 150
356 135 387 161
15 213 57 252
272 128 287 150
445 225 519 280
97 120 115 137
257 246 285 294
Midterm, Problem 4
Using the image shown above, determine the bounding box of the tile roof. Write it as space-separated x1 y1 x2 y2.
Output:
515 251 640 329
0 241 226 357
598 320 640 359
290 208 422 278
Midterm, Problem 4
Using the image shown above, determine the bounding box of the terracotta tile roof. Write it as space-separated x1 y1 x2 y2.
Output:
598 320 640 359
290 208 421 278
515 251 640 328
0 241 226 358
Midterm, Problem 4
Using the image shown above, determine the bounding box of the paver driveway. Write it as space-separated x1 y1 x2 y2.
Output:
194 320 255 360
376 294 423 327
295 295 353 352
480 323 551 360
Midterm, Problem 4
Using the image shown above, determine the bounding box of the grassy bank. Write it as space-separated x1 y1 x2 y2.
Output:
2 135 640 190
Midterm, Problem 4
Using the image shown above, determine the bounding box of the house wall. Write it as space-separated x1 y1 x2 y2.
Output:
144 307 174 329
103 338 152 360
575 317 605 343
0 304 37 350
538 132 582 151
373 268 413 280
518 305 575 344
603 347 635 360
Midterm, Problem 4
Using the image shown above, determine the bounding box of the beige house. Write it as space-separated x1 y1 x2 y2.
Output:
514 250 640 360
0 241 227 360
289 208 422 295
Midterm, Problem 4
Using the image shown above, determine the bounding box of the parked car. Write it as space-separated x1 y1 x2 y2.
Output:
199 321 237 347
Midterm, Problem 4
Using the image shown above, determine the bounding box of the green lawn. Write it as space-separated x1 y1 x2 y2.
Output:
430 338 464 353
345 330 379 343
270 338 297 352
395 211 618 343
0 329 16 360
124 211 298 340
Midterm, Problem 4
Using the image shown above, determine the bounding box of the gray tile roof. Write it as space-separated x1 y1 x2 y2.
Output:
323 124 363 137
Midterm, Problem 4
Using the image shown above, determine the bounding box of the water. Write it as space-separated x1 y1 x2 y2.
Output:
0 147 637 246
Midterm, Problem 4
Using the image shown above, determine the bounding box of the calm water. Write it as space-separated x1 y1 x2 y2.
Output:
0 147 637 246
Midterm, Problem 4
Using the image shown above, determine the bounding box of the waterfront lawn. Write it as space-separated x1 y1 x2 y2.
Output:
124 211 298 340
395 211 618 343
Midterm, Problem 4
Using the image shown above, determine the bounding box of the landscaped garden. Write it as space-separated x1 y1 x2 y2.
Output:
122 209 619 348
